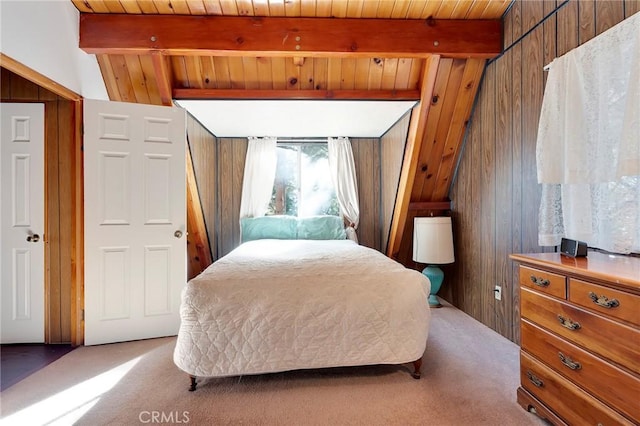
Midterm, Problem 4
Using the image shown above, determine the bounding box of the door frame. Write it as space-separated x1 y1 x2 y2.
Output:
1 54 85 345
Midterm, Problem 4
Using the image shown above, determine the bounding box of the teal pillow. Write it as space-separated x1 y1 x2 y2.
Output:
241 215 298 242
297 215 346 240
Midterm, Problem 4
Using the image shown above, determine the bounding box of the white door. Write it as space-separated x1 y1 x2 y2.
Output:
0 103 45 343
84 99 186 346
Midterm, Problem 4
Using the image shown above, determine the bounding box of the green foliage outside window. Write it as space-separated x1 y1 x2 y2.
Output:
268 143 340 217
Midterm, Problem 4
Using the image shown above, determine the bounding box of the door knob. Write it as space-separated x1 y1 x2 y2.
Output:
174 230 183 238
27 233 40 243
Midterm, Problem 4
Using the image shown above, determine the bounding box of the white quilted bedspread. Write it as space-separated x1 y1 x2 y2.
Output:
173 239 431 378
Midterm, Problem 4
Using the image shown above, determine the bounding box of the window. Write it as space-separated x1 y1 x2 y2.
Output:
268 143 339 217
536 14 639 254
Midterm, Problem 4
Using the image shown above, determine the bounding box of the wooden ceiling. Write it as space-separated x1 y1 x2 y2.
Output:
71 0 510 263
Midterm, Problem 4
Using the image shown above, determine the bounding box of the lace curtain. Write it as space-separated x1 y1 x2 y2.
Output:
327 137 360 240
239 137 278 219
537 13 640 254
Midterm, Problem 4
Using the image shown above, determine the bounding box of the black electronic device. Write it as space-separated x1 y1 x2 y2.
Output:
560 238 588 258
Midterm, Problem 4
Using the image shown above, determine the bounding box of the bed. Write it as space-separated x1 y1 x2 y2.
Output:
173 216 431 391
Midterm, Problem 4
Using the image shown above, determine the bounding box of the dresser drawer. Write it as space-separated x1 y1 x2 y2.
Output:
520 266 566 299
520 352 634 426
521 287 640 374
569 278 640 326
521 319 640 421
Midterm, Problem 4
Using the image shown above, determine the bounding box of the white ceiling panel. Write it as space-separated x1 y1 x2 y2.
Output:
175 100 416 138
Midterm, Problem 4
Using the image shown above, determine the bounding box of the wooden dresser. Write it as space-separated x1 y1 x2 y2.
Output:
510 252 640 426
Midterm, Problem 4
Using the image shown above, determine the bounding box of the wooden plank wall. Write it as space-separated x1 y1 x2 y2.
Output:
445 0 639 344
351 138 381 251
380 113 411 253
217 138 248 257
1 68 74 344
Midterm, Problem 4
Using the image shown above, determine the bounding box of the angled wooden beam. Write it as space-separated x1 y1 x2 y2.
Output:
173 88 421 100
387 55 441 260
150 52 173 106
186 143 213 280
79 14 502 59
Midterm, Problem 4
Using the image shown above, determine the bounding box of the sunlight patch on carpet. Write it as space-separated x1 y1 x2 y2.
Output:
0 356 142 426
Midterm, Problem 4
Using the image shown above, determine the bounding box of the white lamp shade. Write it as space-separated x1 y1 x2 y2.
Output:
413 217 455 264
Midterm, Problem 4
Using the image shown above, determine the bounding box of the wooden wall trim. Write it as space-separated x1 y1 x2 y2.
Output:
173 88 421 101
70 100 84 346
492 0 571 64
386 55 440 259
43 100 52 343
0 53 82 101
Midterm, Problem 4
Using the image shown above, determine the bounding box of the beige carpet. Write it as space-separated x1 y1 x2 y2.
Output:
0 302 545 426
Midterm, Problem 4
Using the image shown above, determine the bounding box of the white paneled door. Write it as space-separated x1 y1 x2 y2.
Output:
84 99 186 346
0 103 45 343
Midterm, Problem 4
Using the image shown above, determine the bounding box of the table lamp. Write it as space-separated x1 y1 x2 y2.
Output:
413 217 455 308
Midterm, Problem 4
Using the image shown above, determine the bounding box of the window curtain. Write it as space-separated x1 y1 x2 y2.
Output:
327 137 360 234
536 13 640 254
239 136 278 219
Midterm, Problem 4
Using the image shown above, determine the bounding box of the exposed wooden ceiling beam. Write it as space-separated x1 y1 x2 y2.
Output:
79 15 502 59
173 88 421 101
387 55 441 260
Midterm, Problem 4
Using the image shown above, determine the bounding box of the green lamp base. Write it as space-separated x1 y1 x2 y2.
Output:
421 265 444 308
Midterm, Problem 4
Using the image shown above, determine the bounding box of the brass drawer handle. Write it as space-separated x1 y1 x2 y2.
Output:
557 315 581 330
588 292 620 309
526 371 543 388
530 275 550 287
558 352 582 370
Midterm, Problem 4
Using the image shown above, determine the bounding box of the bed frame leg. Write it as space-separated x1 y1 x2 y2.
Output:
189 375 197 392
411 359 422 379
